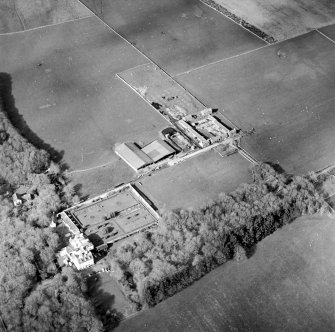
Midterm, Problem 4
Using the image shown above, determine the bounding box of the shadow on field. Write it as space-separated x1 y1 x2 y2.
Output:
87 273 124 330
73 183 90 201
265 162 286 175
0 72 65 163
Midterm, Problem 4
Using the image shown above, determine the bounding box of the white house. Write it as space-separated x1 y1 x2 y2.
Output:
57 234 94 270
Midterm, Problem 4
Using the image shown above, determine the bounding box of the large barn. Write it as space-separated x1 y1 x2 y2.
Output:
115 142 153 171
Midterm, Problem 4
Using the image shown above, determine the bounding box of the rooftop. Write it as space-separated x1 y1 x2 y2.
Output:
141 139 176 162
115 142 153 171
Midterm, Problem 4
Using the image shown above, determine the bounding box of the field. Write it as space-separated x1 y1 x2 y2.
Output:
139 150 252 210
0 0 91 33
176 31 335 175
79 0 265 75
212 0 335 41
0 16 169 196
117 215 335 331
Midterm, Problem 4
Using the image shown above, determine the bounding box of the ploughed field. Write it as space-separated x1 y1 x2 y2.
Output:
211 0 335 41
176 30 335 175
0 16 169 195
0 0 91 33
79 0 266 76
140 150 252 210
117 215 335 332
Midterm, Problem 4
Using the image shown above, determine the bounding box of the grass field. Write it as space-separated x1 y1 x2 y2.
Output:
176 31 335 175
0 16 169 196
79 0 265 75
212 0 335 41
0 0 91 33
117 215 335 331
139 150 252 210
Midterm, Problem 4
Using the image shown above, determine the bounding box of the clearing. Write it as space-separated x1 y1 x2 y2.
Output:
87 272 135 319
0 0 91 33
139 150 252 210
176 31 335 175
211 0 335 41
117 215 335 331
79 0 265 75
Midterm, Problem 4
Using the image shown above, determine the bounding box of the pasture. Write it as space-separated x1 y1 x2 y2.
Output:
211 0 335 41
117 215 335 331
0 16 169 195
176 31 335 175
0 0 91 33
139 150 252 210
79 0 265 76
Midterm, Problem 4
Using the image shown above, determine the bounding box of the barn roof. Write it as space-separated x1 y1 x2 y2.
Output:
141 139 176 162
115 142 153 171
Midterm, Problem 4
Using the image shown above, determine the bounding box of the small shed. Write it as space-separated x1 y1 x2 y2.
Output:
12 193 22 206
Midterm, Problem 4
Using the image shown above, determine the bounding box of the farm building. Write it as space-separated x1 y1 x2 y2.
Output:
176 119 210 148
141 139 176 162
115 142 153 171
176 109 231 147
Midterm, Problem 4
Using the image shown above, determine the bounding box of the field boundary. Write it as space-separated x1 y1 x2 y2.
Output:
173 44 269 77
115 72 172 126
199 0 275 44
0 15 93 36
316 29 335 44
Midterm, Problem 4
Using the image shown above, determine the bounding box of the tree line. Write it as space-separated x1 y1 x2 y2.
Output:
109 163 329 308
0 98 103 331
0 97 49 185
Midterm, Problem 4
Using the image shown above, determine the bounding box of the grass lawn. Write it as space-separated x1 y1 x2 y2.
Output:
87 272 135 318
116 215 335 331
0 0 91 33
212 0 335 41
176 31 335 175
80 0 265 76
0 16 169 195
139 150 252 210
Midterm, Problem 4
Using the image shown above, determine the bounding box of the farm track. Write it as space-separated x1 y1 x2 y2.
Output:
0 15 93 36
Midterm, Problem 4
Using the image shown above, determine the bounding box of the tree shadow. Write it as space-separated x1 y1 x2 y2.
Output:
0 72 64 163
264 162 288 175
73 183 90 201
245 244 257 259
87 273 124 331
